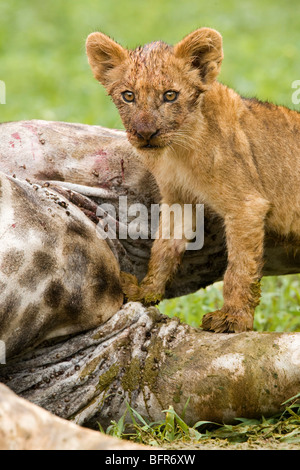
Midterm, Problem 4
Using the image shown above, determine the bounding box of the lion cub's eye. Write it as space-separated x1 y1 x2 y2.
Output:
163 90 179 102
122 91 135 103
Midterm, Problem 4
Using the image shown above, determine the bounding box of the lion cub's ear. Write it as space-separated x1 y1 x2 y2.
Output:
174 28 223 85
86 32 128 86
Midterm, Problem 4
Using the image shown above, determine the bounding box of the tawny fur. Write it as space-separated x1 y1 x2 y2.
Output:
86 28 300 333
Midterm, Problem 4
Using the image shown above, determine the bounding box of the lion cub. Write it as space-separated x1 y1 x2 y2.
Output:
86 28 300 333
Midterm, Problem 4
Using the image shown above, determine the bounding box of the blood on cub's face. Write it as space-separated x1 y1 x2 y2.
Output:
86 32 213 153
112 85 183 152
106 44 204 153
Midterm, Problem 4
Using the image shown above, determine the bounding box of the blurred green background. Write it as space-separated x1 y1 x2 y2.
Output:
1 0 300 331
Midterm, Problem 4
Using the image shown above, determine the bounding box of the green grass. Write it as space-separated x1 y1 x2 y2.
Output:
100 396 300 449
1 0 300 128
159 275 300 332
1 0 300 449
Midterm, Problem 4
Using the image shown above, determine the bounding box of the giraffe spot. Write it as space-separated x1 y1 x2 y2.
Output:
0 249 25 276
0 292 21 334
33 250 57 274
63 289 83 319
66 244 88 278
67 219 91 239
44 280 65 309
91 260 122 301
19 251 57 290
0 281 6 295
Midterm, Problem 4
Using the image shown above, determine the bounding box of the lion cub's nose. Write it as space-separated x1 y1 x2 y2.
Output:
136 128 160 142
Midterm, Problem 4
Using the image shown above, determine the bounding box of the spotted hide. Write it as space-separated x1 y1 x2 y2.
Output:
0 172 123 358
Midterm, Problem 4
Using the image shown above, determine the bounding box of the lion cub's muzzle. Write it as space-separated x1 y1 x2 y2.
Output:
129 127 164 150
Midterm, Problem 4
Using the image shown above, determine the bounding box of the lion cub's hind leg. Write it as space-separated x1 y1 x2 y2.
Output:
202 196 269 333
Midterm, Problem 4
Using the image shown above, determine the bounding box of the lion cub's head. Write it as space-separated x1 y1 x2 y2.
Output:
86 28 223 154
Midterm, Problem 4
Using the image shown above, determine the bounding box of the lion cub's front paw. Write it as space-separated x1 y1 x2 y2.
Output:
201 308 254 333
120 271 141 302
139 288 164 306
120 272 163 306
